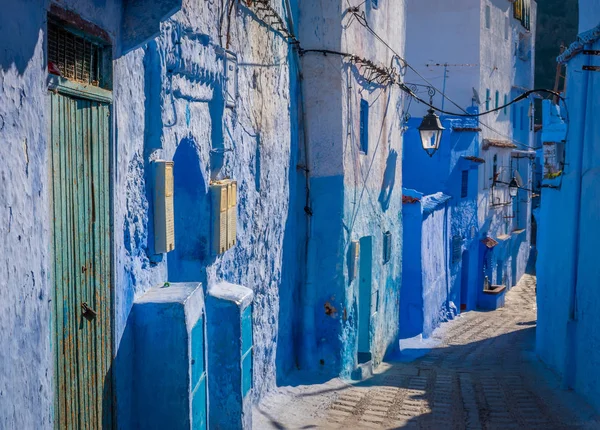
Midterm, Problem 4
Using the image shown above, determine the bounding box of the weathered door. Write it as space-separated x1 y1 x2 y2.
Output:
49 90 113 429
358 236 374 361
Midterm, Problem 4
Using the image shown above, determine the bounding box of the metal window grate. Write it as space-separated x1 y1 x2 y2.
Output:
48 21 102 86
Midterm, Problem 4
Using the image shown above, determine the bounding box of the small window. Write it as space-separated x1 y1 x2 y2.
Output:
360 99 369 154
485 5 491 29
504 94 508 114
495 91 500 109
452 236 463 264
486 89 491 111
481 155 488 190
383 231 392 264
520 106 525 130
505 16 510 40
461 170 469 198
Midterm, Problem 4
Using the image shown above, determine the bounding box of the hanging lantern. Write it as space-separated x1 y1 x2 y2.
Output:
509 177 519 198
418 108 445 157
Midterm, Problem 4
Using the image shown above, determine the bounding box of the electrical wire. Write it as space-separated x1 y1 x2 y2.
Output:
402 86 563 118
244 1 570 153
347 8 470 115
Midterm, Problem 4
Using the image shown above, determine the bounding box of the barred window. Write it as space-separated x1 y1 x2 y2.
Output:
47 20 109 88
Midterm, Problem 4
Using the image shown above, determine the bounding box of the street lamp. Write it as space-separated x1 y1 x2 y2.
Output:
418 107 445 157
508 177 519 198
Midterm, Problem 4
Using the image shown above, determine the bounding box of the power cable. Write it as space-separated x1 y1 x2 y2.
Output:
347 8 470 115
244 1 569 147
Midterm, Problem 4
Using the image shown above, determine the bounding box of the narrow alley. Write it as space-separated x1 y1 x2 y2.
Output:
255 276 600 429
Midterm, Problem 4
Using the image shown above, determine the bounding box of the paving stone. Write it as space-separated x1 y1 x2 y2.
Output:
254 276 600 430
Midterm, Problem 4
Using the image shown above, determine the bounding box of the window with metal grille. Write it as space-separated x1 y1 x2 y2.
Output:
461 170 469 198
47 20 108 88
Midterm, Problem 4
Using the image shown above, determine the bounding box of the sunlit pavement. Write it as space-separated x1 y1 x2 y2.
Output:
254 275 600 429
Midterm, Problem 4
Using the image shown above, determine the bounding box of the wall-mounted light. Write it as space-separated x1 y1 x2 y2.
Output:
418 108 445 157
508 177 519 198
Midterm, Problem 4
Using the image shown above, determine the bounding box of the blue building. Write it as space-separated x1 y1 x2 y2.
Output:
0 0 303 427
297 0 406 379
401 0 537 339
536 2 600 412
0 0 407 427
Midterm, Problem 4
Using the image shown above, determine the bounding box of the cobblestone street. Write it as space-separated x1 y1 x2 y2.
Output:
254 276 600 429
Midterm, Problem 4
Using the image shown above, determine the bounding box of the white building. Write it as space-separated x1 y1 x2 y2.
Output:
403 0 537 312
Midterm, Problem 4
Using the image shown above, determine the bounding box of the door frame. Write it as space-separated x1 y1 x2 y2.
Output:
357 236 375 362
47 74 116 427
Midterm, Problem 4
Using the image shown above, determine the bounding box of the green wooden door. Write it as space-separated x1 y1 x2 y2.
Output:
49 90 113 429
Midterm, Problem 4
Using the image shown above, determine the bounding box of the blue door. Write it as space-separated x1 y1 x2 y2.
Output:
358 236 374 362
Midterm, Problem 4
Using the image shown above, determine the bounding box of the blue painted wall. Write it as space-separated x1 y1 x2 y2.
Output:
403 106 531 338
0 2 54 427
537 21 600 412
0 0 303 427
400 190 459 340
297 0 406 378
132 283 206 430
401 114 481 339
399 191 424 339
206 282 253 430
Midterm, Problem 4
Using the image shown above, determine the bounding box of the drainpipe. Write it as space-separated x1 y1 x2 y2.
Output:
563 43 591 390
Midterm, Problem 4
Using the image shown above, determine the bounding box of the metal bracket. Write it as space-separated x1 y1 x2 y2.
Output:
582 65 600 72
583 50 600 56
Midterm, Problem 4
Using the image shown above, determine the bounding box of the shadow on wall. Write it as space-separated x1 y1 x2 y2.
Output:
113 308 134 428
275 43 306 383
379 149 398 212
0 2 44 74
168 137 212 284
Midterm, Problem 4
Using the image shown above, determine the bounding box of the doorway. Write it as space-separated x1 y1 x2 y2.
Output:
358 236 375 363
48 19 113 429
460 251 469 311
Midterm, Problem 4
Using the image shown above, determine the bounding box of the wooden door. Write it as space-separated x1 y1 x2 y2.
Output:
49 90 112 429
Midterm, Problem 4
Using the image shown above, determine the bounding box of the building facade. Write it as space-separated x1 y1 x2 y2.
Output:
401 0 537 338
536 0 600 412
0 0 406 427
297 0 406 378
